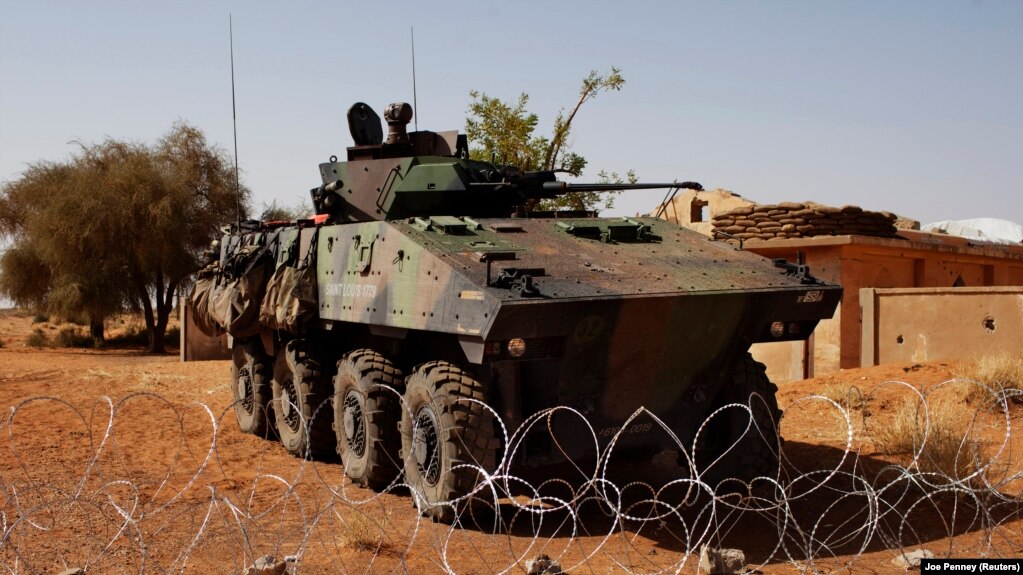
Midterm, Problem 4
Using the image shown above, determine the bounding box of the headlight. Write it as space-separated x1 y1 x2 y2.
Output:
507 338 527 358
770 322 785 338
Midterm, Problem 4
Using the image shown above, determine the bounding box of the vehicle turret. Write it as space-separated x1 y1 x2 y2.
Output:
310 101 701 222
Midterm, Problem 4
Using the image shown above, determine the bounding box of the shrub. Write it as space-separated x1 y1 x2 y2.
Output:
31 312 49 324
25 328 49 347
105 325 179 349
105 325 149 347
55 326 98 348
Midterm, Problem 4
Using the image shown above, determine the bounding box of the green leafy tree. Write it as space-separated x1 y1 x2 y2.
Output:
465 67 635 212
0 123 245 352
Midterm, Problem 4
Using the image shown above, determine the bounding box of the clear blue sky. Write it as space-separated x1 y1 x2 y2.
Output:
2 0 1021 226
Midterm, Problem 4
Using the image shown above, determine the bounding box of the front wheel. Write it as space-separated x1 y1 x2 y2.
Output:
695 353 782 484
400 361 499 523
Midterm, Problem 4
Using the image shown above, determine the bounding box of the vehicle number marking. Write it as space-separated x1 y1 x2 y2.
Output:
597 423 653 438
325 283 378 299
798 290 823 303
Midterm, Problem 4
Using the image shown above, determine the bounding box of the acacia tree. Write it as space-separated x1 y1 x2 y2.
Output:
0 123 245 352
465 67 637 212
259 199 312 222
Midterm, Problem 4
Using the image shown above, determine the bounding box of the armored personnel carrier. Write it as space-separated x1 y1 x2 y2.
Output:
201 101 841 522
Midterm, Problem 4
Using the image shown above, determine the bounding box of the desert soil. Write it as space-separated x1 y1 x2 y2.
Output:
1 311 1021 574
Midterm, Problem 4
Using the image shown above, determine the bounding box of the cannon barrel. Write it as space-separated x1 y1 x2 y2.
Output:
541 181 703 194
467 175 703 198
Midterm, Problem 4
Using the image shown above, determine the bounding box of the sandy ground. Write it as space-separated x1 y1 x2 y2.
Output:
1 310 1022 574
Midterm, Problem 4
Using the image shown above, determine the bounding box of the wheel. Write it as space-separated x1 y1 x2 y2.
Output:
271 340 335 458
695 353 782 484
231 339 273 437
400 361 500 523
333 349 405 489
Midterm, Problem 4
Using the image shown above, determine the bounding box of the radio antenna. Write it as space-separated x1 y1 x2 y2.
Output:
410 26 418 132
230 15 241 226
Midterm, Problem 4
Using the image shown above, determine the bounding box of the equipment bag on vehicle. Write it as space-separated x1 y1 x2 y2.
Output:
259 228 319 333
211 232 278 338
189 262 226 338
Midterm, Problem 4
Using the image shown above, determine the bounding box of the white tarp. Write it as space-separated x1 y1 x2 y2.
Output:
922 218 1023 245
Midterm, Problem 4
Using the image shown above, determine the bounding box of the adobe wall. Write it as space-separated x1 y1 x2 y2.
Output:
861 287 1023 365
751 340 807 383
747 234 1023 374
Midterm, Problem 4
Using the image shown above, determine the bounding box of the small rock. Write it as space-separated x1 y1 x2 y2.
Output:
698 545 746 575
891 549 934 569
244 555 288 575
525 554 564 575
56 569 85 575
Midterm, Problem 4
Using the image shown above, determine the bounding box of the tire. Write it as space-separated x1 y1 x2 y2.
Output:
333 349 405 489
400 361 500 523
271 340 335 458
696 353 782 484
231 339 273 437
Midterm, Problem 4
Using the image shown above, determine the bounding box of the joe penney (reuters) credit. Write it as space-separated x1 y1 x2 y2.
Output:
921 559 1022 573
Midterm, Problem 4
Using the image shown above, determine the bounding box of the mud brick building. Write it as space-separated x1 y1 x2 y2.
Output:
656 189 1023 381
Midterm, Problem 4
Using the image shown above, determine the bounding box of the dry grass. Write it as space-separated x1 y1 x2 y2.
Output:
870 397 989 480
337 511 385 551
954 354 1023 404
819 382 865 411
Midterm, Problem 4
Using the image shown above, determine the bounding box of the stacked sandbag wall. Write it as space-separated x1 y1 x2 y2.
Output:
711 202 899 242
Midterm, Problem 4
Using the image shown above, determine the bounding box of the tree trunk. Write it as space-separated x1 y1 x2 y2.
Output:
131 270 161 353
146 292 168 354
130 265 181 354
148 276 178 354
148 321 167 354
89 319 105 342
149 270 167 353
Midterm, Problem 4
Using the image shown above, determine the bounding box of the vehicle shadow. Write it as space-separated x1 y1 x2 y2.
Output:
454 441 1023 567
